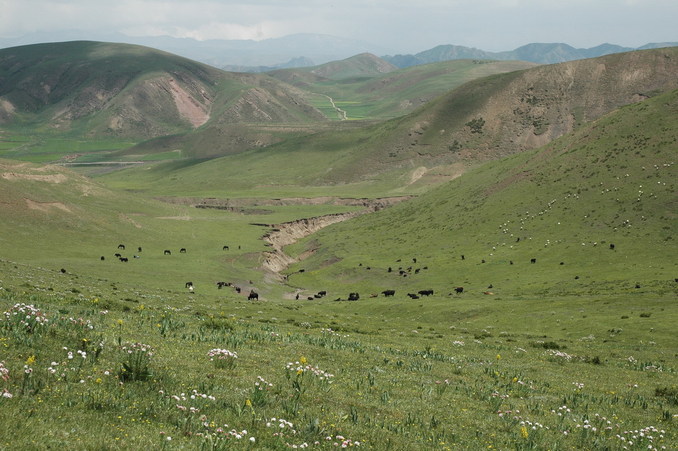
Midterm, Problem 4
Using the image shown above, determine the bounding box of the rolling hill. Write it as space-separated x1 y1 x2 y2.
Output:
98 47 678 197
284 88 678 297
269 54 537 120
0 41 326 142
0 41 534 163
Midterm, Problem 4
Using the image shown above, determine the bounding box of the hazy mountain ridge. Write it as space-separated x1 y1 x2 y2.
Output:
0 32 391 69
383 42 678 67
1 31 675 71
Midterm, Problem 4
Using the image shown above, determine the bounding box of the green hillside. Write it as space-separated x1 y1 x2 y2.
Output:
0 93 676 449
1 50 677 450
284 89 678 297
97 48 678 199
0 41 328 162
0 158 275 291
271 56 536 120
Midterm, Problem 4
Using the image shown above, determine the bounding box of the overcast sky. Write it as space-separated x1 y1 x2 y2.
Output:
1 0 676 53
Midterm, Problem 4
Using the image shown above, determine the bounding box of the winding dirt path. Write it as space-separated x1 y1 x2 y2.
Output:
321 94 347 120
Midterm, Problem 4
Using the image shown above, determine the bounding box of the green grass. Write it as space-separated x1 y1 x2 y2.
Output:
283 89 678 299
1 48 677 450
1 259 676 449
0 132 136 163
276 58 536 120
0 91 676 448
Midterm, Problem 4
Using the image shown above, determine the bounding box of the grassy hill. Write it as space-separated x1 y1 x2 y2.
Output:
0 53 677 451
97 47 678 198
270 56 536 120
0 41 328 161
0 93 676 448
283 88 678 298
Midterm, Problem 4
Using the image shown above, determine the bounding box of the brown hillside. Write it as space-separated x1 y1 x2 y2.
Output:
0 41 326 141
397 47 678 165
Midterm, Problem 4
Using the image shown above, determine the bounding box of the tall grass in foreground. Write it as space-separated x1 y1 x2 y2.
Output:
1 262 675 449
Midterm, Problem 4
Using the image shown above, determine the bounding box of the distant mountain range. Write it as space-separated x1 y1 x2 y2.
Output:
382 42 678 67
0 31 675 71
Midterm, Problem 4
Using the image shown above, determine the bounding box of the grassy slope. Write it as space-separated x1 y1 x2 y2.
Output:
0 41 329 162
271 57 536 120
0 158 352 293
0 98 676 451
284 89 678 298
97 48 678 198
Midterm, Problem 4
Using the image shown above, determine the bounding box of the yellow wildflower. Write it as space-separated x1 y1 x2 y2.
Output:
520 426 529 439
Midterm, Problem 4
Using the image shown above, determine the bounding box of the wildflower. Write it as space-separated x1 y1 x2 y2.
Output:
520 426 529 439
0 362 9 381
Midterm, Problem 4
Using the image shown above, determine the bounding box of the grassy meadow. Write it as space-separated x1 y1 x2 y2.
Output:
1 44 677 449
1 259 676 450
1 93 677 451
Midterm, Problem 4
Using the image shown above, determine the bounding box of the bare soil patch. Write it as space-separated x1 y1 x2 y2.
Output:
2 172 68 183
25 199 71 213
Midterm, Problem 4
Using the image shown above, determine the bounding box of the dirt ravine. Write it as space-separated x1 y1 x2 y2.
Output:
258 197 409 280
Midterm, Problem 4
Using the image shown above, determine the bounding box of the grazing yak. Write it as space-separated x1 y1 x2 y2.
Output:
418 289 433 297
407 293 419 299
348 292 360 301
118 244 125 250
530 258 537 264
454 286 464 294
248 291 259 301
164 250 171 255
180 248 187 253
185 282 194 288
382 289 396 297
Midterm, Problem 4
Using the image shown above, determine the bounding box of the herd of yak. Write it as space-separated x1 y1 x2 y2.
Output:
98 242 618 301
